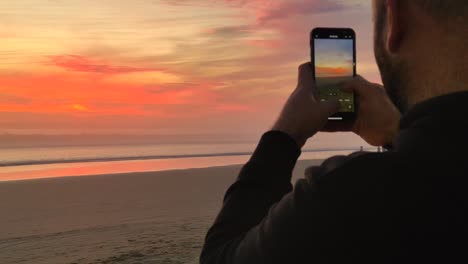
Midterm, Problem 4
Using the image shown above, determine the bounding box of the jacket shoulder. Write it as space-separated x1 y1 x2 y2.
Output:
305 151 402 184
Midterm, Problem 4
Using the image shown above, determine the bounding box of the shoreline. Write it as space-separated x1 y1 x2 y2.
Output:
0 152 254 167
0 149 355 182
0 163 246 184
0 147 362 167
0 159 324 183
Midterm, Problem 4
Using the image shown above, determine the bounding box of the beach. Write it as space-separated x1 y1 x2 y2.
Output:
0 160 322 264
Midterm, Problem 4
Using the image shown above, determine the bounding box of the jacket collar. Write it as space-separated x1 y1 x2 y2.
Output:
394 91 468 152
400 91 468 130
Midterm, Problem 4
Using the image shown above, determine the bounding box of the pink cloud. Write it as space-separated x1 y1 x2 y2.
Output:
203 25 252 37
254 0 343 25
162 0 347 25
48 55 166 74
246 39 282 48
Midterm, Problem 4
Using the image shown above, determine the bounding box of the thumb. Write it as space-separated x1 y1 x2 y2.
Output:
340 75 370 95
317 99 340 117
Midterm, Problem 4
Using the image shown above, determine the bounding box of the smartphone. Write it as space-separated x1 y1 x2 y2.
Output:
310 27 356 121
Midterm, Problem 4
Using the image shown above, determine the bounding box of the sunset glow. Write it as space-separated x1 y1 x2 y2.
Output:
72 104 89 112
0 0 378 136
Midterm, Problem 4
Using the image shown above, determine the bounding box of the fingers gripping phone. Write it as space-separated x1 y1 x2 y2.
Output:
311 27 356 121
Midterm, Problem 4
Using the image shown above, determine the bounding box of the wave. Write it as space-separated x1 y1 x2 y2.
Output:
0 148 362 167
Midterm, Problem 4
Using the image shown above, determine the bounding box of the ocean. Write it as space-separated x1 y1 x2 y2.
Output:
0 142 361 181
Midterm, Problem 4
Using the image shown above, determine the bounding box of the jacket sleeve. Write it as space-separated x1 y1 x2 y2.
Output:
199 131 301 264
199 131 386 264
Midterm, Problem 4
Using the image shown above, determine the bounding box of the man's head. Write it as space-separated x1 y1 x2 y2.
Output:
372 0 467 112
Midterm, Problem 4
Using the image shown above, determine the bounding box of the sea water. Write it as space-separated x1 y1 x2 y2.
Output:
0 142 366 181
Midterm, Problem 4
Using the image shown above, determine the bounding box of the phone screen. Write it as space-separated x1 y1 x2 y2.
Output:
314 35 355 113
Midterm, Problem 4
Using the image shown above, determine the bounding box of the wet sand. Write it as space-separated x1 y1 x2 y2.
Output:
0 160 322 264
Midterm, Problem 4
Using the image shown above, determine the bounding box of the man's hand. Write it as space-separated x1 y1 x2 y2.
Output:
272 63 340 148
323 76 401 147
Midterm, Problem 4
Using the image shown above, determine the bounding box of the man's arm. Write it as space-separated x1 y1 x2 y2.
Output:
200 63 340 264
200 137 386 264
200 131 300 264
200 63 400 264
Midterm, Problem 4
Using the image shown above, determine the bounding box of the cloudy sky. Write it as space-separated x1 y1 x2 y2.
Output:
0 0 378 146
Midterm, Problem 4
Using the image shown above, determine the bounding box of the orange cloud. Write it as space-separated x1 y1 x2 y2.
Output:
0 64 259 123
216 103 251 112
48 55 167 74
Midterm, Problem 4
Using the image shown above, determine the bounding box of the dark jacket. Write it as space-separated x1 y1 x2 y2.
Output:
200 92 468 264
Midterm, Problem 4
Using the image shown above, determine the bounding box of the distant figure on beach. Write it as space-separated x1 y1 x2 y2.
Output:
201 1 467 263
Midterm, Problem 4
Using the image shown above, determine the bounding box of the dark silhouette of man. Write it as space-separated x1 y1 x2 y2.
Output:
201 1 467 263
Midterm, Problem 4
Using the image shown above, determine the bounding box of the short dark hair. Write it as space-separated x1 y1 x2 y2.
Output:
415 0 467 21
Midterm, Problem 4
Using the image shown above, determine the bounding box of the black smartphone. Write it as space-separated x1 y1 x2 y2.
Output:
310 27 356 121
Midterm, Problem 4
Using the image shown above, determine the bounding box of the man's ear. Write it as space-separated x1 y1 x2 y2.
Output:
385 0 404 53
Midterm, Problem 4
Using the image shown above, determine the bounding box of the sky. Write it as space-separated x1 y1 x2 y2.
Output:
315 39 354 77
0 0 379 146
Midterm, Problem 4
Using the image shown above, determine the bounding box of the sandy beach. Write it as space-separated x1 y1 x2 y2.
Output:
0 159 322 264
